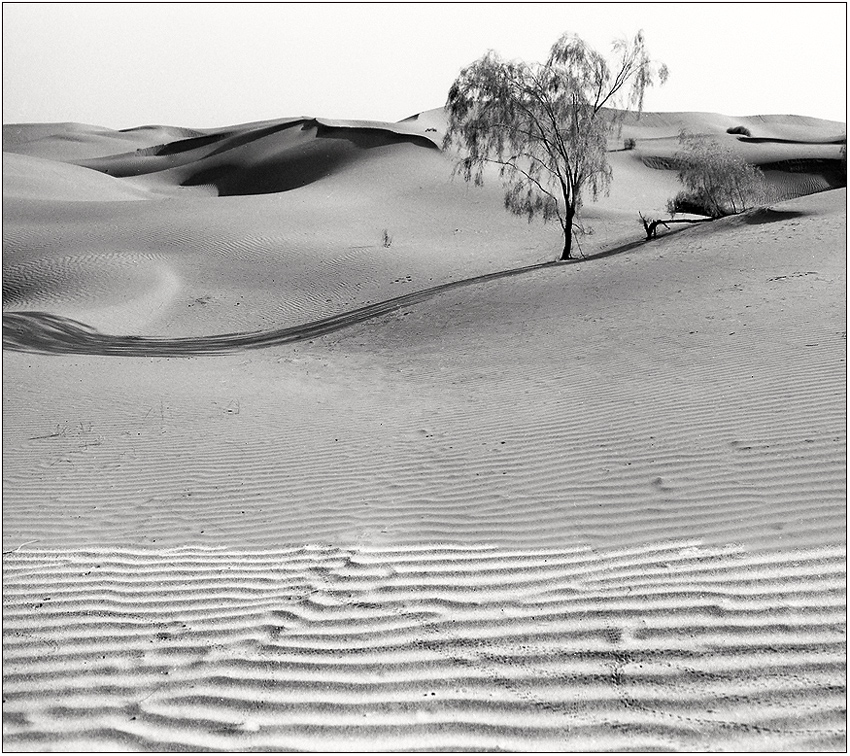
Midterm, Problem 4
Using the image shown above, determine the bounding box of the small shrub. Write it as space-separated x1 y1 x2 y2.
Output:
623 137 637 150
670 130 765 217
726 125 752 137
666 189 717 217
381 229 393 248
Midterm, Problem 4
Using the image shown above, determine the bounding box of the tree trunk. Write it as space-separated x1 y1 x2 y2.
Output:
560 205 575 261
560 232 572 261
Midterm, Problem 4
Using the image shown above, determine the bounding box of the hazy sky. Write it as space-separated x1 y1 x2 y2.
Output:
3 2 846 129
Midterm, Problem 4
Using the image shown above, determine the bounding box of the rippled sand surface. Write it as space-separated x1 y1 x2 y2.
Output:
3 110 846 751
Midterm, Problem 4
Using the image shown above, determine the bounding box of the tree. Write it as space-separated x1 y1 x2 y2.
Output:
443 31 667 260
668 130 765 218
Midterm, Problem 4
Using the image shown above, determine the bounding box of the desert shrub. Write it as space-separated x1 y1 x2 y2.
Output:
381 229 393 248
726 125 752 137
623 137 637 150
669 130 765 217
666 189 733 217
666 190 707 216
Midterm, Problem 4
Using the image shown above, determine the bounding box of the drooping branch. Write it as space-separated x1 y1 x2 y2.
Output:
490 158 563 206
445 30 666 261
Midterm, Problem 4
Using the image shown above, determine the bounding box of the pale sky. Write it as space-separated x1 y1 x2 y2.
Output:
2 2 846 129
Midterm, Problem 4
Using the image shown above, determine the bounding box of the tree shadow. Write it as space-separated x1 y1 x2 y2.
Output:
583 223 699 261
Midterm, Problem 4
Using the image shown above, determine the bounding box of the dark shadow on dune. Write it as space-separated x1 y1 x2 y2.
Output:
741 208 810 225
583 237 649 260
80 118 439 191
3 261 556 357
736 136 846 145
154 132 232 156
102 118 444 196
3 226 718 358
185 120 441 195
312 120 440 151
202 118 439 161
759 159 846 188
181 143 351 195
203 119 308 159
587 220 711 260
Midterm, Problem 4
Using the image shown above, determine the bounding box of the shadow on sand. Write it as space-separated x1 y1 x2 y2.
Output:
3 217 769 358
740 208 810 225
4 260 562 357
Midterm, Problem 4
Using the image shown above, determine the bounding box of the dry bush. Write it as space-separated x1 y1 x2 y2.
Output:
668 130 765 217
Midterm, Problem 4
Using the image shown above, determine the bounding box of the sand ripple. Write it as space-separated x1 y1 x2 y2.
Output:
3 544 844 751
3 111 845 751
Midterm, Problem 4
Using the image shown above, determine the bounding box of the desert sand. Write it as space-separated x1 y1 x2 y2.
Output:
3 106 846 751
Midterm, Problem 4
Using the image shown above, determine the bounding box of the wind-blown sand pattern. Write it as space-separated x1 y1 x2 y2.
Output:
4 544 844 751
3 108 846 751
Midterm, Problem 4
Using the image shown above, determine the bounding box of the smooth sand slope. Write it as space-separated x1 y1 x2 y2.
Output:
3 108 846 751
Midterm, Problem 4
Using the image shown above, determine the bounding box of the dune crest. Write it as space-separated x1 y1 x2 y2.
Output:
73 117 440 197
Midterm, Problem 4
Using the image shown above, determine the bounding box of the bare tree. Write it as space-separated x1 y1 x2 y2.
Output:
443 31 667 260
638 210 708 241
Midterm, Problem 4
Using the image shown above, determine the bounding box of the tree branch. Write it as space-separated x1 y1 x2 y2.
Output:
485 157 563 218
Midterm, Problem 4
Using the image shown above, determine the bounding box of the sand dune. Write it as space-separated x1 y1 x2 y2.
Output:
75 118 440 197
4 152 157 202
3 106 846 751
617 110 847 142
2 122 205 162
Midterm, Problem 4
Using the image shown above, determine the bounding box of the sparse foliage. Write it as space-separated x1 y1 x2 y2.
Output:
381 229 393 248
443 31 667 260
669 130 765 218
623 138 637 150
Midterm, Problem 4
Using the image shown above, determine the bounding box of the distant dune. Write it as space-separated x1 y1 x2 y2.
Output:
3 106 846 751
